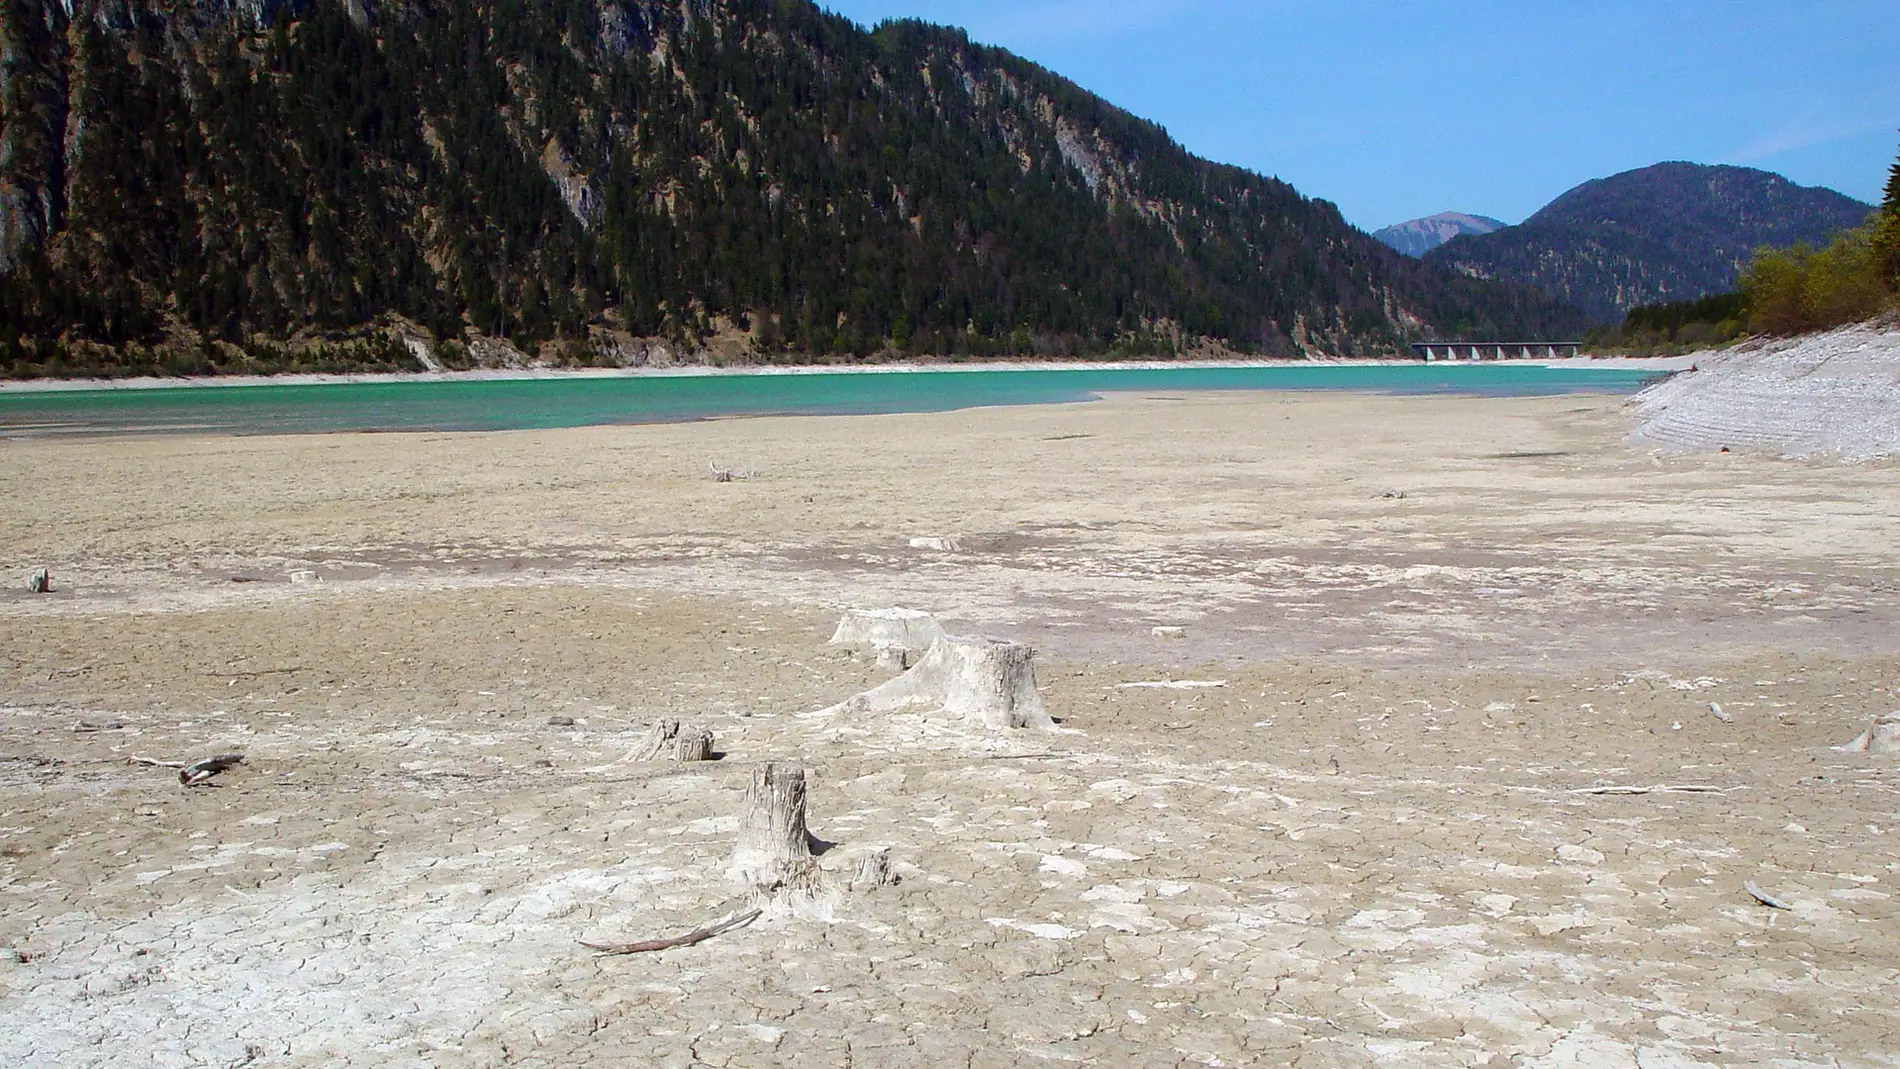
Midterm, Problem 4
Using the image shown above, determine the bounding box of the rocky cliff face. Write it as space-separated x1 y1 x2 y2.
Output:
1426 163 1874 324
0 0 1585 375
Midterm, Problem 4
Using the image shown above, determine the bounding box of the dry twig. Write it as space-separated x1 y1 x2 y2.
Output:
581 907 762 956
129 756 187 769
1569 784 1737 796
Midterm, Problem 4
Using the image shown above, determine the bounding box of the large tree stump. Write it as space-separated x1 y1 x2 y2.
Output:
729 763 818 893
822 635 1052 730
828 608 944 653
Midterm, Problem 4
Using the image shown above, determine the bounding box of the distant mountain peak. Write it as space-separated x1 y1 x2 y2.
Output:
1373 212 1508 258
1425 162 1873 323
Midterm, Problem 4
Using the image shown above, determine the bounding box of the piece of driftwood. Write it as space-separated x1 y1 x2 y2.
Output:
729 763 819 893
581 907 762 956
1744 881 1793 910
180 753 245 786
1709 701 1733 723
28 570 52 594
130 756 186 769
1569 784 1733 796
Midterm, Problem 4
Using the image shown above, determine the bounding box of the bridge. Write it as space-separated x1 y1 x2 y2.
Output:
1410 342 1582 361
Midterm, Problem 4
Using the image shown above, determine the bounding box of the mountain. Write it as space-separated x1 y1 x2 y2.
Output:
1424 162 1874 324
0 0 1586 377
1373 212 1507 258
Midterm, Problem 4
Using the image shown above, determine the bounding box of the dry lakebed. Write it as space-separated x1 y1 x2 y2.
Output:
2 389 1898 1068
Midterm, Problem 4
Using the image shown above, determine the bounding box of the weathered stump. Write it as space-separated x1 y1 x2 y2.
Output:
675 726 715 762
851 847 896 891
631 718 682 761
828 608 944 653
1839 714 1900 755
823 635 1052 730
28 570 51 594
729 763 818 893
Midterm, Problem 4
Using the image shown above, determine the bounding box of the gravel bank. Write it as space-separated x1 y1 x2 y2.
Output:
1632 320 1900 460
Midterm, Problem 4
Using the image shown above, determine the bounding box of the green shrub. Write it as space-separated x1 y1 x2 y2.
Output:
1741 227 1892 335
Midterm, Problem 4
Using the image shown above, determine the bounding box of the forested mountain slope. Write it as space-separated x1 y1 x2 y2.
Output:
0 0 1585 376
1425 163 1873 324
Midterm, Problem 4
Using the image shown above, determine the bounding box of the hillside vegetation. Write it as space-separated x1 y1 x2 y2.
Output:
0 0 1583 378
1739 146 1900 336
1426 162 1871 324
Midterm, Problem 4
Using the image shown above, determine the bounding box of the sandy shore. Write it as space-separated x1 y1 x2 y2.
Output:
2 391 1896 1067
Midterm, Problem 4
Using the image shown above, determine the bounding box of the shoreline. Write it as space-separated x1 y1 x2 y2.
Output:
0 353 1695 394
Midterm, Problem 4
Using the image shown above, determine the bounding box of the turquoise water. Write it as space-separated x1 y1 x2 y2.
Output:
0 364 1664 437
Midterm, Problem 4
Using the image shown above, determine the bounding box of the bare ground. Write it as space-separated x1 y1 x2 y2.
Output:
2 391 1898 1068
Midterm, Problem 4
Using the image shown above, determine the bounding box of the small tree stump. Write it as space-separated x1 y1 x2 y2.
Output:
631 718 682 761
675 726 715 762
828 608 943 652
821 635 1052 730
28 570 51 594
851 848 896 891
729 763 818 893
1840 714 1900 755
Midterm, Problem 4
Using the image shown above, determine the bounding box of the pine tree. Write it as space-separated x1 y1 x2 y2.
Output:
1876 139 1900 288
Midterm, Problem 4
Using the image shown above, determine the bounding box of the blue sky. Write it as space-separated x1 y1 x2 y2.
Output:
818 0 1900 231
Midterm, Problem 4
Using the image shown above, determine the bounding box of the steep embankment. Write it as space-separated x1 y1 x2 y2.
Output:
0 0 1583 378
1631 321 1900 461
1428 163 1873 324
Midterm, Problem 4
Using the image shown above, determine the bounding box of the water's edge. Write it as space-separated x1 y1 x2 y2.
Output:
0 364 1667 438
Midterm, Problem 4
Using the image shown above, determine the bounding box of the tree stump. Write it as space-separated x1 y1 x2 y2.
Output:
675 726 715 762
851 847 896 891
28 570 51 594
631 718 682 761
822 635 1052 730
1840 714 1900 755
729 763 818 893
631 719 717 762
828 608 943 653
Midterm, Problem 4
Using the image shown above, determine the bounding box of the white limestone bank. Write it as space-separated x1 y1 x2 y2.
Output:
1631 320 1900 461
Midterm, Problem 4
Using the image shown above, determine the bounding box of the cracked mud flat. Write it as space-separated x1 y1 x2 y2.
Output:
3 391 1899 1068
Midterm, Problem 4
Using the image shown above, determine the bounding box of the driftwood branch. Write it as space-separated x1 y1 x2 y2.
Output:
581 907 762 955
1569 784 1737 796
1744 881 1793 910
181 753 246 786
130 756 187 769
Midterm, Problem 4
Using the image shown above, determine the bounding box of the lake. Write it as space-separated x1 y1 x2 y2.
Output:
0 363 1666 438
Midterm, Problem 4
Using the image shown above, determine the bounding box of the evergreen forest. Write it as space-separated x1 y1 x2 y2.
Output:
0 0 1587 377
